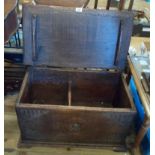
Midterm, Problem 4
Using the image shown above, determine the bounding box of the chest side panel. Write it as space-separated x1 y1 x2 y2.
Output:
16 107 136 146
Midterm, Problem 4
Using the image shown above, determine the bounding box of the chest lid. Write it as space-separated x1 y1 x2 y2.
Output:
23 4 133 70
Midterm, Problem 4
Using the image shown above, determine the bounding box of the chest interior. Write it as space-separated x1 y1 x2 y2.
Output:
20 67 134 109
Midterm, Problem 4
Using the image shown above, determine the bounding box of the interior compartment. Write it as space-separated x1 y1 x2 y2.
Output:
20 68 133 108
21 68 68 105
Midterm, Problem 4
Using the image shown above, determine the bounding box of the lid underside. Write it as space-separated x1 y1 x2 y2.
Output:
23 5 133 70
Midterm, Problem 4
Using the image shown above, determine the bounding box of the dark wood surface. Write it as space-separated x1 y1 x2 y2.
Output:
4 0 18 43
21 68 121 107
16 68 136 147
4 93 141 154
34 0 90 7
16 5 136 147
5 40 147 155
23 5 133 70
16 105 136 146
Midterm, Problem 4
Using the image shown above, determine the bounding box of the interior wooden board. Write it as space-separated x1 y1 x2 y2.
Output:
20 68 134 109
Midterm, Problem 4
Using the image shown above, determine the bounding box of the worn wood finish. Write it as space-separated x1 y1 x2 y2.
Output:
16 68 136 147
16 70 30 104
21 68 121 106
4 0 18 43
16 5 136 147
16 105 135 146
23 5 133 71
113 74 135 110
5 112 136 155
34 0 90 8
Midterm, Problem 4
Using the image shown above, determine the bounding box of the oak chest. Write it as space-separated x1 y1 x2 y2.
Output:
16 4 136 148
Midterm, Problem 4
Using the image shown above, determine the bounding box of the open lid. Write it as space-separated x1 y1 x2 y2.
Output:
23 5 133 70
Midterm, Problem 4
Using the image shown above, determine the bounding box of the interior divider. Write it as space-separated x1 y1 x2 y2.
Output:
68 80 72 106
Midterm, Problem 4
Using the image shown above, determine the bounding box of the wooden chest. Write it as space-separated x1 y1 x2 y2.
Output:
16 4 137 148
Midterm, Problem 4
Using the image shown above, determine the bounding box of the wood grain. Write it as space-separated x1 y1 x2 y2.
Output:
16 68 136 147
23 5 133 70
16 4 136 148
16 106 136 146
5 111 134 154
